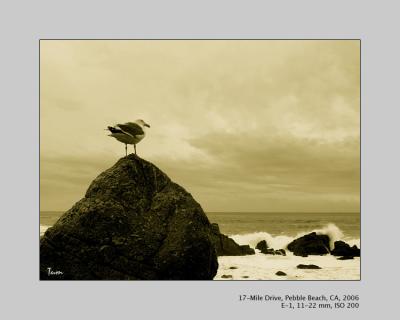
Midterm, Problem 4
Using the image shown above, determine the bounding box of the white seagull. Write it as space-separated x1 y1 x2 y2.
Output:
107 119 150 156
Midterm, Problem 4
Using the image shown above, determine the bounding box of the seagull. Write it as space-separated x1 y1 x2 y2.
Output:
107 119 150 156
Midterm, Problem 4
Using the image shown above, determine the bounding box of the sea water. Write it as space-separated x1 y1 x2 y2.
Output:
40 211 360 280
207 212 360 280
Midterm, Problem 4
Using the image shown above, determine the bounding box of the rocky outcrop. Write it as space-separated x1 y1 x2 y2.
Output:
287 232 330 256
331 241 360 257
297 264 321 269
256 240 268 252
210 223 255 256
40 155 218 280
255 240 286 255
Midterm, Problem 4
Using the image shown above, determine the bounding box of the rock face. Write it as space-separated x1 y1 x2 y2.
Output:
287 232 330 256
331 241 360 257
210 223 255 256
40 155 218 280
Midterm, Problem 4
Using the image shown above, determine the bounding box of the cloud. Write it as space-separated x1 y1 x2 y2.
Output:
40 40 360 212
147 131 359 212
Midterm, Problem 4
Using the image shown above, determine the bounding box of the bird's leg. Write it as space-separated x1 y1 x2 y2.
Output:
125 144 127 156
134 144 137 155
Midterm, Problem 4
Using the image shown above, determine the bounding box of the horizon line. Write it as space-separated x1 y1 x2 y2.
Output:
40 210 360 214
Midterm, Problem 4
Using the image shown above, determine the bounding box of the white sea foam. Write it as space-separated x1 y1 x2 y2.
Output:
314 223 344 249
345 238 361 248
229 223 359 250
217 223 360 280
215 252 360 280
40 225 50 236
231 232 293 250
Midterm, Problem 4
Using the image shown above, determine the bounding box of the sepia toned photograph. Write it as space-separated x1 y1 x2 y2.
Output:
40 39 360 280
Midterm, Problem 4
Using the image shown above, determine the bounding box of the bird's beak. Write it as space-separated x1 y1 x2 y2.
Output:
144 123 150 128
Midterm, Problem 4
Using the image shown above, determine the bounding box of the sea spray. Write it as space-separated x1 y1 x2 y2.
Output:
314 223 344 249
231 232 293 249
229 223 359 250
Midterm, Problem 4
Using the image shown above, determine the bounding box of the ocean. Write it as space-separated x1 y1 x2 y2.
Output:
40 211 360 280
207 212 360 280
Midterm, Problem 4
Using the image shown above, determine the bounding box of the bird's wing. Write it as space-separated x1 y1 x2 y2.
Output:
116 122 144 137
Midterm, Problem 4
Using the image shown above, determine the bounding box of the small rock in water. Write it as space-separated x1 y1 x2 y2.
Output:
294 252 309 257
242 276 249 278
255 240 269 253
229 266 238 269
265 248 276 255
331 241 360 257
337 256 354 260
221 274 233 279
297 264 321 269
255 241 286 256
275 271 287 276
275 249 286 256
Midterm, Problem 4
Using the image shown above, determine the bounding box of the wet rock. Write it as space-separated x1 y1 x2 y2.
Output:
275 249 286 256
210 224 255 256
265 248 276 255
296 264 322 269
294 252 309 257
337 256 354 260
221 274 233 279
287 232 330 256
331 241 360 257
275 271 287 276
255 240 269 253
254 241 287 256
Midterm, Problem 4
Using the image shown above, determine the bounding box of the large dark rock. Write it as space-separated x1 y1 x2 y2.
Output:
40 155 218 280
210 223 255 256
331 241 360 257
287 232 330 256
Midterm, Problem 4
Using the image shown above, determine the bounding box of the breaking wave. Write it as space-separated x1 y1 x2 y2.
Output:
229 223 360 250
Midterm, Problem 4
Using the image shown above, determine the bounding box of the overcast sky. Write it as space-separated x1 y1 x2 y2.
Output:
40 40 360 212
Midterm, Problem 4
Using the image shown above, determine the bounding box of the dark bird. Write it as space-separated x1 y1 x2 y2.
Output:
107 119 150 156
